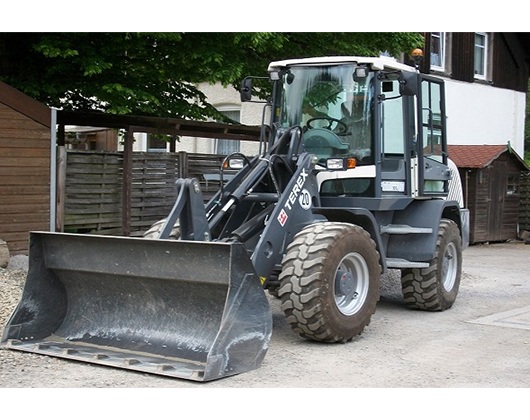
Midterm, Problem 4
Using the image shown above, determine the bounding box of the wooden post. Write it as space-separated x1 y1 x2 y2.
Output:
56 124 66 232
122 129 134 236
178 151 188 178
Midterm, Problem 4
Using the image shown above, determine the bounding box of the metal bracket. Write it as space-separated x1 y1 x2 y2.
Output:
159 178 210 241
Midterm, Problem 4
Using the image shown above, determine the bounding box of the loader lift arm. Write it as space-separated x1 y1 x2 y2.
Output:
158 124 322 287
161 126 305 245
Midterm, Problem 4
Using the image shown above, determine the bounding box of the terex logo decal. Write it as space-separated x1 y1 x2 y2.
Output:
278 168 310 227
285 168 309 211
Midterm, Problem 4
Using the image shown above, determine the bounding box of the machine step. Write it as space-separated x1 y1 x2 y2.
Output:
380 224 433 235
386 258 429 269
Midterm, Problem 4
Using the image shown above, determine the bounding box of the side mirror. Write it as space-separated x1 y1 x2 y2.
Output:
240 77 253 102
399 72 418 96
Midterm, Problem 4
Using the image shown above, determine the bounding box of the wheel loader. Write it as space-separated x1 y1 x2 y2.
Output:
2 55 469 382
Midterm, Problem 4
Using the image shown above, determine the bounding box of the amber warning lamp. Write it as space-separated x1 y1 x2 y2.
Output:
410 48 424 68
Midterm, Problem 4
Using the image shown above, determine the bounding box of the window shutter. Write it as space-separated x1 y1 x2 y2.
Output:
451 33 475 82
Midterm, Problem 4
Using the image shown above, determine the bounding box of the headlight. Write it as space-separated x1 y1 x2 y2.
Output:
224 158 245 170
326 157 356 170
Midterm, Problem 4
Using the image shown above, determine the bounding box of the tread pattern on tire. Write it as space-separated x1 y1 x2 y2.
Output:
143 218 180 240
278 222 380 343
401 219 461 311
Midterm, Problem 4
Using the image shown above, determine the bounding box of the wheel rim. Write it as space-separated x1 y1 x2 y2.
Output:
442 242 458 291
333 252 370 316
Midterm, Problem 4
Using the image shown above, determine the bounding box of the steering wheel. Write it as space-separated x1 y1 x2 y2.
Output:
306 117 348 135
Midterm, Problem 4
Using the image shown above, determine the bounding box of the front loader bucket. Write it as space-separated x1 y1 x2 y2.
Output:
1 232 272 382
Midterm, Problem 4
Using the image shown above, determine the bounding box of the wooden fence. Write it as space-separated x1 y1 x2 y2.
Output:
63 151 530 239
519 172 530 233
63 151 229 236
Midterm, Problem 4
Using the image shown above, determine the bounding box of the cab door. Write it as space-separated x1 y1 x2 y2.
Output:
417 76 450 196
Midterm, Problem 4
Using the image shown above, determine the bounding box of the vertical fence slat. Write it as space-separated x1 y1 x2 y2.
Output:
121 130 134 236
519 172 530 232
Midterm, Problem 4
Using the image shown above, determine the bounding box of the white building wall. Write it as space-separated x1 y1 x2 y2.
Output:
123 82 265 155
179 82 264 156
444 79 526 158
132 132 147 151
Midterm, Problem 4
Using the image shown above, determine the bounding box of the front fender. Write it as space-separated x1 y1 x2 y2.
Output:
312 207 387 272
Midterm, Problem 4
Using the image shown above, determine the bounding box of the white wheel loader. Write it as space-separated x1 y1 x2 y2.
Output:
2 55 469 381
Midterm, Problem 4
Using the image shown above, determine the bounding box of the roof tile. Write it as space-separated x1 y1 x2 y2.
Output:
447 145 507 168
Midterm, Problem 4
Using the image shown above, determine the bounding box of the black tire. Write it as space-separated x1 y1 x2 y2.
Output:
143 218 180 240
278 222 381 343
267 284 281 299
401 219 462 311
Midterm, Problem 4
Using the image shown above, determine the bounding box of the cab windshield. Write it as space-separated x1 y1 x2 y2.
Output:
276 64 375 164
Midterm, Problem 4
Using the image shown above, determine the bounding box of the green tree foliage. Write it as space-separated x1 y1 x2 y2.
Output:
0 32 423 120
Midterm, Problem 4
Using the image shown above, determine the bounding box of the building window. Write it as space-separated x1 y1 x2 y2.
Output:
147 133 168 152
507 174 519 196
215 108 240 155
430 32 445 71
474 32 488 80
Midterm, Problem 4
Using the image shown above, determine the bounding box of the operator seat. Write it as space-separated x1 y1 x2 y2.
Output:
304 128 349 161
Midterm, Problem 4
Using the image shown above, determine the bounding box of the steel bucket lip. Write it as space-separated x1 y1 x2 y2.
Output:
5 338 211 381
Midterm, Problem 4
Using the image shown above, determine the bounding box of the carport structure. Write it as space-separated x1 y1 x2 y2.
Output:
54 110 263 236
0 79 263 254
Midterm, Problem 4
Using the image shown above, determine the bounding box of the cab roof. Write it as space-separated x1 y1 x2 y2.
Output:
268 56 416 73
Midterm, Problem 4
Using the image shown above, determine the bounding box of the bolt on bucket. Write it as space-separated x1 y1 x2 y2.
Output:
1 232 272 382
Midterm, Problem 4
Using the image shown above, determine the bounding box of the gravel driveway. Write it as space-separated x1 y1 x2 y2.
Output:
1 242 529 393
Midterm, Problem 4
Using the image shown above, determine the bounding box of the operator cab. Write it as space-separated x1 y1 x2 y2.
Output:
270 59 375 166
266 56 450 204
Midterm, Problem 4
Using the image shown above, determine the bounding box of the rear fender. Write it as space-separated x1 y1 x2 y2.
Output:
387 199 464 261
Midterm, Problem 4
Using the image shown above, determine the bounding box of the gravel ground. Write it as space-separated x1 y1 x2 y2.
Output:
0 257 27 331
1 245 529 417
0 256 36 387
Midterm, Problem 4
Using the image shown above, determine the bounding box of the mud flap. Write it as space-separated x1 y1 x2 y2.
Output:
1 232 272 382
